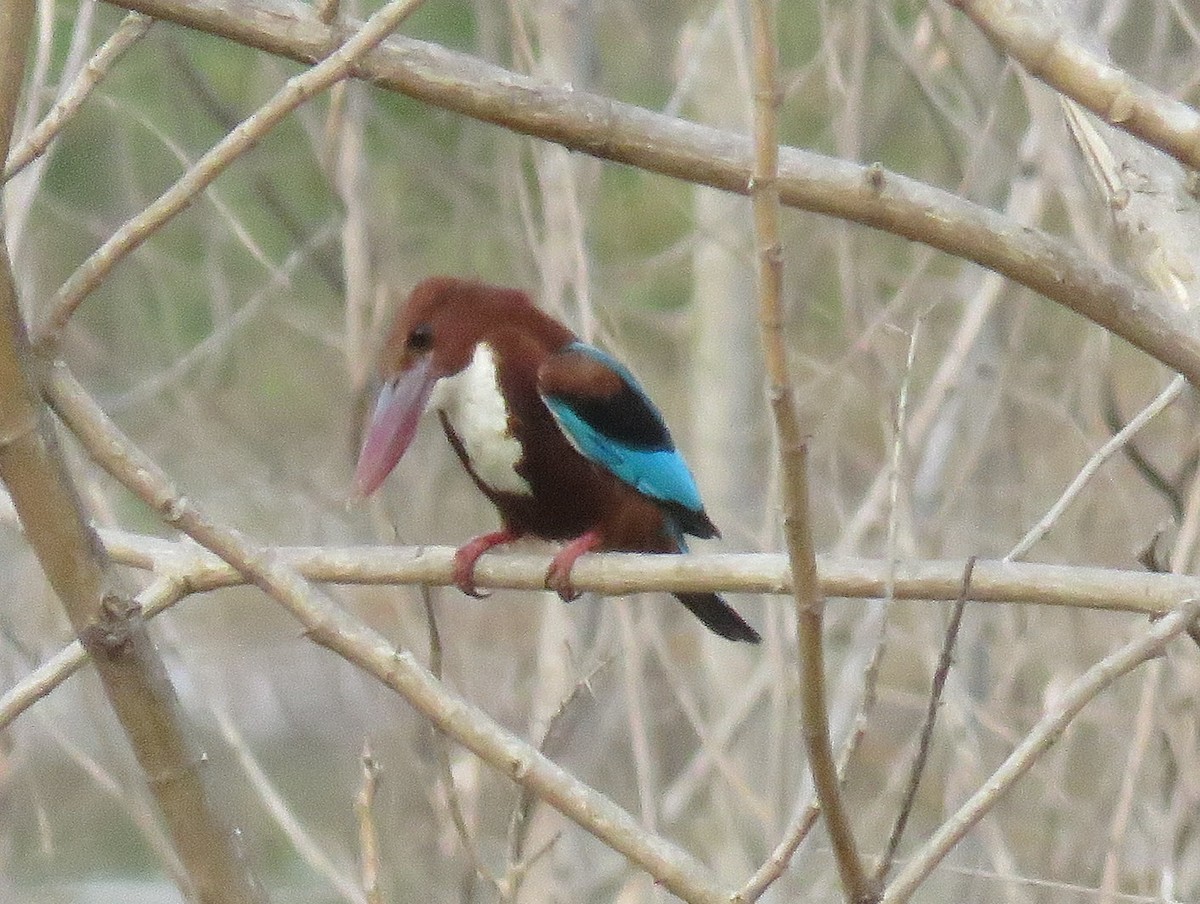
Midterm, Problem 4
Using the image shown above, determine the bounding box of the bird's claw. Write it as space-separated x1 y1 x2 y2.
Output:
545 530 603 603
545 561 581 602
452 529 517 599
452 550 491 598
454 574 492 599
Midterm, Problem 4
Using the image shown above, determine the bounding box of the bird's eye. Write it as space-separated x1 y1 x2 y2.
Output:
407 325 432 351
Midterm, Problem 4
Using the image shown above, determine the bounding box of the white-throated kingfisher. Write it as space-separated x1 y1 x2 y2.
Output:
354 276 760 644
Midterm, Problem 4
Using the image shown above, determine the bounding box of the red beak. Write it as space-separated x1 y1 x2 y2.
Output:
353 356 437 497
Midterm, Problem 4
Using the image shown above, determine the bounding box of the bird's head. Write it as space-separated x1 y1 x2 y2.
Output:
353 276 548 497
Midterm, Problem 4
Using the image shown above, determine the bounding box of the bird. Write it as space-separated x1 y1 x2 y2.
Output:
354 276 760 644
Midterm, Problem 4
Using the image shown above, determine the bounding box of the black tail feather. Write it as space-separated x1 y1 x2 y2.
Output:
674 592 761 643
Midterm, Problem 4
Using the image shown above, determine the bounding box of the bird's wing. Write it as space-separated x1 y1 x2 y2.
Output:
538 342 716 538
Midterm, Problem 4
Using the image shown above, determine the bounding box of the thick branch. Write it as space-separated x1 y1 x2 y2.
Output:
947 0 1200 173
100 0 1200 386
0 6 263 902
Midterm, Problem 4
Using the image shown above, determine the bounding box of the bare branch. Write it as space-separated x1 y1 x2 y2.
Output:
7 541 1197 733
40 358 736 904
946 0 1200 173
92 532 1200 617
98 0 1200 387
37 0 428 346
880 596 1200 904
3 12 155 182
748 1 870 900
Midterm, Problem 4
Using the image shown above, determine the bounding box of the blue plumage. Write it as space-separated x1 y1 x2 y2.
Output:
540 342 711 535
544 399 705 512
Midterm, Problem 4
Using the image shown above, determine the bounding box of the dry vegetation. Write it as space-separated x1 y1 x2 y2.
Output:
3 0 1200 902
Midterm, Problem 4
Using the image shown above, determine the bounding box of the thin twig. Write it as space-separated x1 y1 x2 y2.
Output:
502 659 605 900
162 39 345 293
734 690 871 903
1102 381 1194 521
1007 375 1186 562
212 701 367 902
499 830 560 902
108 221 339 413
3 12 154 181
355 743 385 904
880 596 1200 904
616 603 659 833
423 589 502 892
92 92 281 274
31 699 189 887
37 0 429 345
875 558 974 882
1098 659 1161 904
747 0 871 900
836 174 1043 555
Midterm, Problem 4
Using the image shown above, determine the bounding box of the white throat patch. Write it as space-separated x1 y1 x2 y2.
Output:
429 343 533 496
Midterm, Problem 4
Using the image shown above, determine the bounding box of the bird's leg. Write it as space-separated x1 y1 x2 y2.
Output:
453 528 520 598
545 529 604 602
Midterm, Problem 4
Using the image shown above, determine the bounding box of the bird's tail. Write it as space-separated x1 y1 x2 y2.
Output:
674 592 761 643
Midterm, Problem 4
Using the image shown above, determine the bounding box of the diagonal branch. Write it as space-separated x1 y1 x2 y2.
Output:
946 0 1200 173
879 595 1200 904
3 11 155 182
39 358 735 904
98 0 1200 387
36 0 428 346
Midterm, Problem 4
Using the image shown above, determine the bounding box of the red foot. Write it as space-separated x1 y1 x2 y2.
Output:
545 530 603 602
453 529 519 598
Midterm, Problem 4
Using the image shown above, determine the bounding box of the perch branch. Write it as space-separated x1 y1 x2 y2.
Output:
7 539 1200 730
71 532 1200 612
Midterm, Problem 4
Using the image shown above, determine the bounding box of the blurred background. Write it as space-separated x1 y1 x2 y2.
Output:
4 0 1200 901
